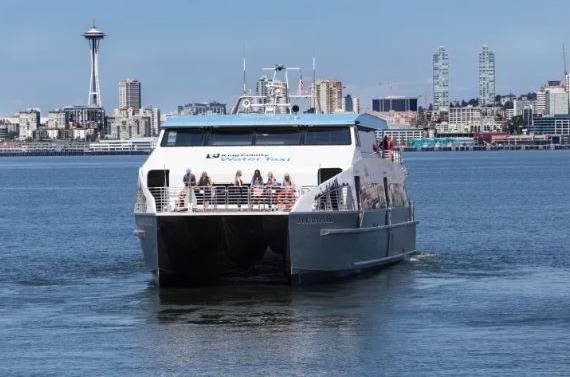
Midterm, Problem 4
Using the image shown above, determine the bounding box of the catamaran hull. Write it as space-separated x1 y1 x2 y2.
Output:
287 211 417 284
135 213 289 285
135 209 416 286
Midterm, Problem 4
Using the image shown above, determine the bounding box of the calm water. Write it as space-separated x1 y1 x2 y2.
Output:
0 151 569 376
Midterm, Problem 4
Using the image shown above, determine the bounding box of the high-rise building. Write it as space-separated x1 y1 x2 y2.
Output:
311 79 343 113
343 94 360 113
18 108 40 140
119 79 141 110
432 46 449 111
478 45 496 106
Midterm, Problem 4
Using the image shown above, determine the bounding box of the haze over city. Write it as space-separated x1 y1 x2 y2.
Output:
1 0 569 115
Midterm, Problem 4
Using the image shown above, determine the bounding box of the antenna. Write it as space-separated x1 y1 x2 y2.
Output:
313 56 321 113
242 57 247 94
562 43 568 75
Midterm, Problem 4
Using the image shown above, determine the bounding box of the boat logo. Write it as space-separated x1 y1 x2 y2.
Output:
206 153 291 162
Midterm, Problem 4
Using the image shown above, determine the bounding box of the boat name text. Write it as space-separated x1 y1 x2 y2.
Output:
296 214 335 225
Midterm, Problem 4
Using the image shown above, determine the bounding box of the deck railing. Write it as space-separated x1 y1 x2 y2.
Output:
138 185 313 213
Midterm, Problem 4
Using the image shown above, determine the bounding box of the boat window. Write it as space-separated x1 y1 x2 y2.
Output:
389 183 407 208
305 127 351 145
206 129 253 146
360 182 387 209
160 130 203 147
358 129 376 153
255 128 301 145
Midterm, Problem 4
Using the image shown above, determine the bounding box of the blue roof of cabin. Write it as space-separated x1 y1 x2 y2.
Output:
163 112 388 129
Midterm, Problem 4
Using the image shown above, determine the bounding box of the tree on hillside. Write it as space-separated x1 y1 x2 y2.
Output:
508 115 524 134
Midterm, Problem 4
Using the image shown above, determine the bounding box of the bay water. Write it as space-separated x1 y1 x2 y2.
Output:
0 151 569 376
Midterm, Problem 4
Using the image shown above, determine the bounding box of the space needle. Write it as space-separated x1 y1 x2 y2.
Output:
83 24 105 108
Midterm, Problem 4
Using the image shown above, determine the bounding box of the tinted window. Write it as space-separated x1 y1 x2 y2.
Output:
305 127 351 145
206 130 253 146
160 130 203 147
255 128 301 145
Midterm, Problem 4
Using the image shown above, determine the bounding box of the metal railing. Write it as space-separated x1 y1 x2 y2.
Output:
141 185 307 213
312 184 356 212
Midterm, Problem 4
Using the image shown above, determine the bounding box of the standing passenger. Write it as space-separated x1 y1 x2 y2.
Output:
197 171 213 211
250 169 264 209
233 170 244 210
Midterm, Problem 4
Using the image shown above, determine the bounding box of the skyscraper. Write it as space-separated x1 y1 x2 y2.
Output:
478 45 496 106
311 79 343 113
83 25 105 108
119 79 141 110
432 46 449 111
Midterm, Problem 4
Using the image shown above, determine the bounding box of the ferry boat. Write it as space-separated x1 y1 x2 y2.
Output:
133 65 417 285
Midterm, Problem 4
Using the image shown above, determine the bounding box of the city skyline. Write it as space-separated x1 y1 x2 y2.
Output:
1 0 570 115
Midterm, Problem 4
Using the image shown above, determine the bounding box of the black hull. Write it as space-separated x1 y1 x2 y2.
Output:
156 215 289 286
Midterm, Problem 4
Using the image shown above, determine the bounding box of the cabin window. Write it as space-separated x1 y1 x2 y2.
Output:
206 129 253 146
358 129 377 154
255 128 301 145
389 183 407 208
160 130 203 147
305 127 351 145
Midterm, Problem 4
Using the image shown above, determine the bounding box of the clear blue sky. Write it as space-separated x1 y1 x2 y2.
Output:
1 0 569 115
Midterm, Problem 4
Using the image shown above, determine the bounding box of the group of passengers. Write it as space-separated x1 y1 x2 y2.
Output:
175 168 295 211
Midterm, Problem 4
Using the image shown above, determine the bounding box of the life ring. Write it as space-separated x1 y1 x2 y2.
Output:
242 99 251 108
277 188 296 209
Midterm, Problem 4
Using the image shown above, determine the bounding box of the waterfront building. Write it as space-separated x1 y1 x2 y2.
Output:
480 107 506 132
140 107 161 137
372 97 418 112
513 98 536 117
64 106 105 131
565 73 570 93
177 101 227 115
479 45 496 106
449 106 481 133
432 46 449 111
46 108 67 129
107 111 152 140
545 87 569 115
536 89 546 115
376 128 424 146
371 96 418 127
531 114 570 137
119 79 141 110
18 108 40 140
311 79 343 114
83 25 105 107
